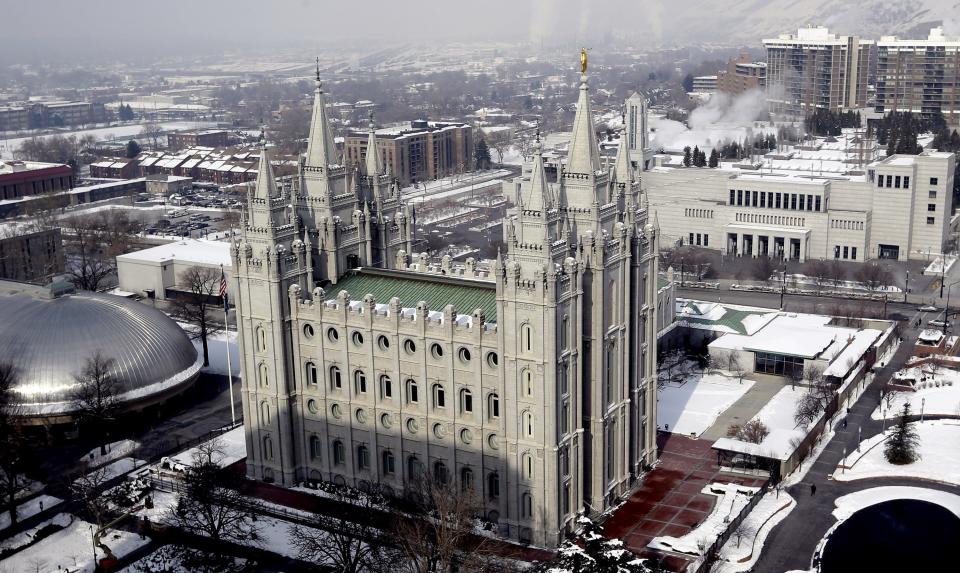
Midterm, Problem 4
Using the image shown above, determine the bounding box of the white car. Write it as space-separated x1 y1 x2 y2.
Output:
928 319 952 328
918 305 938 312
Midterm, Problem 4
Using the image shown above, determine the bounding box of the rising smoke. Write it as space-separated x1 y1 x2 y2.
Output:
651 89 772 152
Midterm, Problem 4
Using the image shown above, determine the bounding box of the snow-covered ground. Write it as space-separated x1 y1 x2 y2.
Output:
714 385 810 460
177 321 240 377
713 490 797 573
648 483 760 556
0 494 63 532
835 420 960 486
657 371 756 436
0 513 149 572
162 425 246 470
924 255 957 276
874 366 960 420
80 439 140 468
0 121 220 159
121 545 247 573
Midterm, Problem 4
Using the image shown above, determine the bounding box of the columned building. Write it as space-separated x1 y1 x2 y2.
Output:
232 59 660 547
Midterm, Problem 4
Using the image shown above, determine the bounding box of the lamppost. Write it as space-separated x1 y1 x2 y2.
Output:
921 397 926 422
780 261 787 309
942 279 960 336
904 270 909 303
680 257 685 288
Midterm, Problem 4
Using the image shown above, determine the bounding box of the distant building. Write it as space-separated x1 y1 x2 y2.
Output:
117 239 232 301
624 92 652 170
763 27 874 118
0 105 29 132
343 120 473 187
876 27 960 128
0 160 73 201
168 129 229 150
692 75 718 94
0 225 64 283
717 55 767 96
90 158 140 179
34 101 106 127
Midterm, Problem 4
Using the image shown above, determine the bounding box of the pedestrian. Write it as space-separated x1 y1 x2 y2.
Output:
843 418 847 429
38 500 43 511
811 483 817 496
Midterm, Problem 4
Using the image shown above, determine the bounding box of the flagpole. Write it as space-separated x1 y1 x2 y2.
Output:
221 264 236 425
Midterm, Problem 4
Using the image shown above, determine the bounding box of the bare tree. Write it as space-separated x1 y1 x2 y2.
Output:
62 215 116 291
793 378 834 429
71 464 114 527
169 437 261 543
826 259 847 287
855 262 892 292
804 259 830 294
171 266 223 367
733 521 755 548
726 420 770 444
750 256 775 283
290 489 396 573
0 362 32 527
726 353 746 383
140 123 163 150
485 130 512 166
71 351 123 455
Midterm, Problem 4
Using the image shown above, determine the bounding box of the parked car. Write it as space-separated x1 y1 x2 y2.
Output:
918 305 938 312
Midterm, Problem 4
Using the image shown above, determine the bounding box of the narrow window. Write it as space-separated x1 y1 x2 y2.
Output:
433 383 445 408
305 362 318 386
355 370 367 394
330 366 342 389
488 393 500 419
460 389 473 413
380 375 392 399
407 379 419 404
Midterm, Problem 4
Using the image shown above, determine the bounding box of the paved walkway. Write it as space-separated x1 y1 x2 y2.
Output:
700 376 787 440
603 434 766 571
751 320 945 573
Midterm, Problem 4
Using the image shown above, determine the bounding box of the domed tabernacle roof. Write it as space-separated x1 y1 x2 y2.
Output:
0 291 200 416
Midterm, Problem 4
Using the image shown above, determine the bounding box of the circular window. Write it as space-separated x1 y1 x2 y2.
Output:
307 399 319 414
355 408 367 424
433 423 447 439
430 343 444 359
404 339 417 355
406 418 419 433
377 335 390 351
380 413 393 428
327 328 339 343
486 352 499 368
303 324 315 339
487 433 499 450
460 428 473 444
331 403 342 419
352 331 364 346
458 347 472 363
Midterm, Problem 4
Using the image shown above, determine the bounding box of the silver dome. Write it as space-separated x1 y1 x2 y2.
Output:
0 292 201 416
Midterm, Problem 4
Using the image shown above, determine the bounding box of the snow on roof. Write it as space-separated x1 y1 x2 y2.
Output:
117 239 232 267
823 328 882 377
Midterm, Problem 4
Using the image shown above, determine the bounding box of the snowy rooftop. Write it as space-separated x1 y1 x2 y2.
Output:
675 298 777 335
117 239 232 267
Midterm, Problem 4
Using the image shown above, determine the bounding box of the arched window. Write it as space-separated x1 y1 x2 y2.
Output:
432 383 445 408
333 440 345 465
433 461 448 485
256 327 267 352
408 456 421 479
309 435 322 461
488 393 500 419
258 363 269 387
461 467 474 492
355 370 367 394
521 493 533 518
522 452 533 480
382 451 396 475
305 362 318 386
460 389 473 413
406 379 419 404
521 324 533 352
357 445 370 471
330 366 342 389
521 410 534 438
262 436 274 461
521 369 533 397
260 402 271 425
488 472 500 499
380 375 392 399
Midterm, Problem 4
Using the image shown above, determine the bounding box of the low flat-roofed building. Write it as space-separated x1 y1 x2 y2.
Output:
0 160 73 201
116 238 232 301
168 129 229 150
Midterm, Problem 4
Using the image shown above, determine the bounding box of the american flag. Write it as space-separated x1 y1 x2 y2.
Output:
219 266 228 312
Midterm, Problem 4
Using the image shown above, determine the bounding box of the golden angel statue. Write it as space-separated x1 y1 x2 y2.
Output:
580 48 588 74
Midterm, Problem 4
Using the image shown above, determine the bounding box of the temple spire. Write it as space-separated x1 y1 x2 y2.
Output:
566 53 601 175
364 111 383 176
523 130 554 211
255 129 278 199
611 128 634 185
305 60 339 168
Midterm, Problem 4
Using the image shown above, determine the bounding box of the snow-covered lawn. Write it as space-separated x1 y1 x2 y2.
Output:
658 371 756 436
874 366 960 420
77 458 148 486
648 483 760 556
161 425 246 471
177 321 240 377
121 545 248 573
0 514 149 573
835 420 960 486
713 385 809 460
0 494 63 532
712 490 797 573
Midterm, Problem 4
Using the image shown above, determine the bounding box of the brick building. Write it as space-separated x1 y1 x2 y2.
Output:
167 129 229 150
717 54 767 96
0 161 74 201
89 158 140 179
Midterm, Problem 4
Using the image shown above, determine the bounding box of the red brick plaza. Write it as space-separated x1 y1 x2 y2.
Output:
603 433 766 570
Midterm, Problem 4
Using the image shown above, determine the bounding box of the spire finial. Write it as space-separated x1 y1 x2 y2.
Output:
368 109 375 130
315 57 322 90
580 47 588 75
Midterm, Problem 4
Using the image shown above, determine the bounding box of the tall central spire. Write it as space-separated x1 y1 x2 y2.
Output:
364 112 383 176
566 58 601 176
305 58 340 169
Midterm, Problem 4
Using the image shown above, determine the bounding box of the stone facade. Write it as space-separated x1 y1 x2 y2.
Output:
232 63 659 547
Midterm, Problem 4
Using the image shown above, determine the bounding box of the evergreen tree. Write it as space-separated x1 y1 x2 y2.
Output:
118 104 135 121
692 146 702 167
474 139 491 170
884 403 921 465
125 140 141 159
708 148 719 168
530 515 658 573
682 146 692 167
682 73 694 93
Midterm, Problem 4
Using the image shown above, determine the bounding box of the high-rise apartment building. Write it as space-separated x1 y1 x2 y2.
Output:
764 27 874 118
876 27 960 128
717 54 767 97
